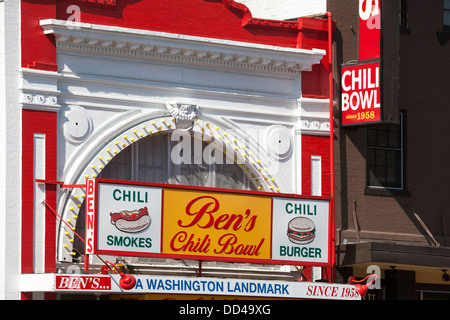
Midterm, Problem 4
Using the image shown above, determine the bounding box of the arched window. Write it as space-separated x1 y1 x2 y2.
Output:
71 130 256 263
98 131 256 190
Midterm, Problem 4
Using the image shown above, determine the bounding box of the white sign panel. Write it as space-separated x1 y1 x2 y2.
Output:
271 198 329 264
128 275 360 300
96 182 162 255
20 274 360 300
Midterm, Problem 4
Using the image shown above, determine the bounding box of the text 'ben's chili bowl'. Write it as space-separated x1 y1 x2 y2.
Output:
161 190 272 261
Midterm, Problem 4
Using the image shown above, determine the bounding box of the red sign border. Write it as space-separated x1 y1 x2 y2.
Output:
87 178 333 268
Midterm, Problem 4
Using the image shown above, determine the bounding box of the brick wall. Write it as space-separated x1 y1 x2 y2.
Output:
329 0 450 246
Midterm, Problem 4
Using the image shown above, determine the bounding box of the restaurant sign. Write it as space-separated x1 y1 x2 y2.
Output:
20 274 360 300
86 179 331 266
341 61 381 126
341 0 400 127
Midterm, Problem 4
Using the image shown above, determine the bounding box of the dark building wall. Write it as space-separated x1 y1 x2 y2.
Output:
398 0 450 247
329 0 450 247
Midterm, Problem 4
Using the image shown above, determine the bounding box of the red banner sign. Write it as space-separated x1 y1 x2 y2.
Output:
56 275 112 291
85 178 96 255
358 0 381 60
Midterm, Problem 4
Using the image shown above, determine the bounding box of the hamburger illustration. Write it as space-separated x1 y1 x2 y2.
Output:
110 207 151 233
287 217 316 245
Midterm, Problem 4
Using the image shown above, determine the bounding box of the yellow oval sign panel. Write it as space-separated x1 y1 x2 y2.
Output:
162 189 272 262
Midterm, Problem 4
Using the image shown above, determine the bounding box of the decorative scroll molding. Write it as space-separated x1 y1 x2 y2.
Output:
165 103 199 129
40 19 325 75
71 0 298 28
61 105 94 145
21 92 60 112
299 119 330 134
296 97 331 136
19 68 61 111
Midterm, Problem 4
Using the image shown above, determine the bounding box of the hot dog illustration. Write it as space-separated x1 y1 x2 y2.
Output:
110 207 151 233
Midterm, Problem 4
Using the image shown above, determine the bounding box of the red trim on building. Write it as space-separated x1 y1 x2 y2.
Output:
20 292 33 300
21 0 57 71
21 0 311 73
299 17 335 99
75 0 117 7
22 110 58 274
302 135 331 198
20 292 56 300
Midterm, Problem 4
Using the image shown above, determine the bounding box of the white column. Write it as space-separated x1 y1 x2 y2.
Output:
33 134 46 274
0 0 22 300
311 155 322 196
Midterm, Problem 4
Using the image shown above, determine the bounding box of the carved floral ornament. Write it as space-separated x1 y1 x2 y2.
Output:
165 103 199 129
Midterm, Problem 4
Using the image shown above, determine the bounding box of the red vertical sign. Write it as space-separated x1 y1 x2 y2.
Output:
342 0 382 126
358 0 381 60
85 178 96 255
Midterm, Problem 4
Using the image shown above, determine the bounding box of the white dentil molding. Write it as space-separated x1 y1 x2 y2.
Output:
40 19 325 75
